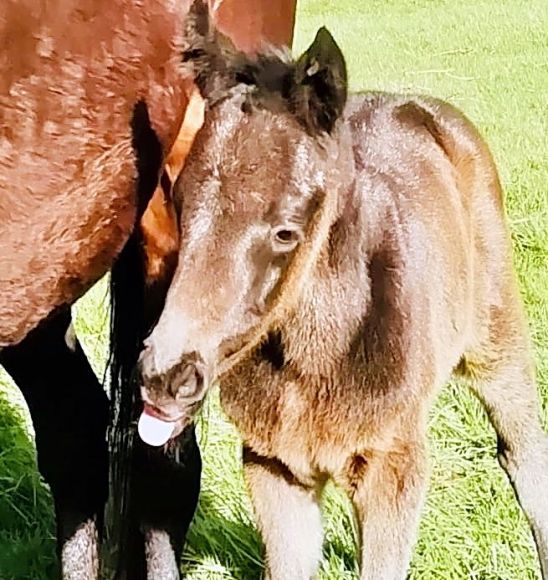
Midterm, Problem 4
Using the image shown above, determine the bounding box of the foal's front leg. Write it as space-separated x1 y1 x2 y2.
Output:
343 439 427 580
243 447 325 580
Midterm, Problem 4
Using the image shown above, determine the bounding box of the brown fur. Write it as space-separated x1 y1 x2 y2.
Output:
139 10 548 580
0 1 300 578
0 0 194 347
0 0 194 576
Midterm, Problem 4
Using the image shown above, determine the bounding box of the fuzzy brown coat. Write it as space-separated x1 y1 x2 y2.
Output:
140 12 548 578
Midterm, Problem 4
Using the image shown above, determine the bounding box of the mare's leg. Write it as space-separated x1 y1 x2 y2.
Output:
464 334 548 578
243 448 324 580
341 438 427 580
130 427 202 580
0 307 109 580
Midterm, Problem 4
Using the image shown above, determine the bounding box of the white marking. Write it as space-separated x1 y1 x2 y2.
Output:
144 529 179 580
61 519 98 580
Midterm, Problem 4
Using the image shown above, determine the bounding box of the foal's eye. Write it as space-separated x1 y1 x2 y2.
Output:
271 226 302 253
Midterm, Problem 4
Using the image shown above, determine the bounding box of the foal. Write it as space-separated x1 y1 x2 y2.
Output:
138 8 548 579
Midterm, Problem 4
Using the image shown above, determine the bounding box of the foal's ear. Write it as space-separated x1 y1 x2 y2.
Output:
181 0 239 99
291 27 347 134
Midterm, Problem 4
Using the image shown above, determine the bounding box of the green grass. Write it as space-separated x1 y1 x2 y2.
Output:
1 0 547 577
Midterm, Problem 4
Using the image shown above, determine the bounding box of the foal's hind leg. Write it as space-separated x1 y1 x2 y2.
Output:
0 308 109 580
464 338 548 578
341 437 428 580
243 448 325 580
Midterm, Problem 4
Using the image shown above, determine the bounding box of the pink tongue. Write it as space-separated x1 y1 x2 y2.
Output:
138 411 176 446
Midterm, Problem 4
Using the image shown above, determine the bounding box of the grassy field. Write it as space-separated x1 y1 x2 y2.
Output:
1 0 547 578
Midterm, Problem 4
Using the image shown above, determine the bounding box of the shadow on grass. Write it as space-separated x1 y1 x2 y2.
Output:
183 489 358 579
183 490 264 579
0 376 57 580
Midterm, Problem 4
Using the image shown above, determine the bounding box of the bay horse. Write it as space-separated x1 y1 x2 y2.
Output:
138 6 548 579
0 1 197 577
0 0 296 577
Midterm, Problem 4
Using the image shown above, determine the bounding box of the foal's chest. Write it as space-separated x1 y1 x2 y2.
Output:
219 345 397 483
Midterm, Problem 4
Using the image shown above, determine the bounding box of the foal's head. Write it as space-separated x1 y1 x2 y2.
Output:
138 2 353 443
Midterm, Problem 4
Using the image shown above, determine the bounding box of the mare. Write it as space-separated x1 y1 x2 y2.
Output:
0 0 297 576
0 1 200 577
138 7 548 579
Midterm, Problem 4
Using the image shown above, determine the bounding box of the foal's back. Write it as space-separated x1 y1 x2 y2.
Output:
345 92 520 381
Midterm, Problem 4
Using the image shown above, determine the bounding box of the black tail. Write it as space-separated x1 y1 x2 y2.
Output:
105 97 203 579
106 208 180 579
105 232 147 578
104 100 163 578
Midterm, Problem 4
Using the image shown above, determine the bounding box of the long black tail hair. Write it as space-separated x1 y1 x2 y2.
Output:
105 100 164 578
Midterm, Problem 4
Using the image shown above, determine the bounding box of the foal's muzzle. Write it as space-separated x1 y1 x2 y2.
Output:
137 349 209 446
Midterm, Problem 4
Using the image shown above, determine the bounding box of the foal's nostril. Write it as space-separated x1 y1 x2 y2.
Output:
170 358 205 401
138 345 156 380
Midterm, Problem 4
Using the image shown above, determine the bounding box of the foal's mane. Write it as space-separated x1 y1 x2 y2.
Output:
182 3 295 113
230 51 295 110
182 0 348 135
